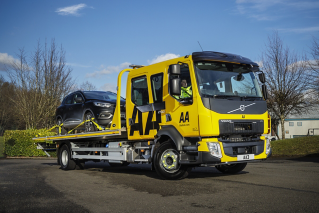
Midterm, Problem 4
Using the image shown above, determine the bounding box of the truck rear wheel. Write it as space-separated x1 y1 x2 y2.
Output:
154 141 190 180
215 163 247 174
60 144 76 170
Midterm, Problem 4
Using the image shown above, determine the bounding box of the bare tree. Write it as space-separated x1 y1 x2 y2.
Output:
308 36 319 96
262 32 316 139
0 75 20 135
0 76 11 134
78 81 97 91
7 39 74 129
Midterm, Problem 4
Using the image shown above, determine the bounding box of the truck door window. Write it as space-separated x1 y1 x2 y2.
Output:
131 76 149 106
171 63 193 100
151 73 163 103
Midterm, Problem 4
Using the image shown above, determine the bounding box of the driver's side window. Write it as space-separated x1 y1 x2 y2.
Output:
171 63 193 100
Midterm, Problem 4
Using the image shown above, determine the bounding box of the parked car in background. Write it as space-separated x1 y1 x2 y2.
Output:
56 91 126 134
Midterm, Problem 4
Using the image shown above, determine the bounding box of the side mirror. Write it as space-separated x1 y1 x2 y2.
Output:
170 78 181 96
75 96 83 103
169 64 181 75
235 73 244 81
262 84 268 100
259 72 266 83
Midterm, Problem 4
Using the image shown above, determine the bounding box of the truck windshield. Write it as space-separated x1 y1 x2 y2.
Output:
194 61 262 99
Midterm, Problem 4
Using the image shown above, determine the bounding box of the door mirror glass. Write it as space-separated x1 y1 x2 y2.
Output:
170 78 181 96
169 64 181 75
262 84 268 100
74 96 83 103
259 72 266 83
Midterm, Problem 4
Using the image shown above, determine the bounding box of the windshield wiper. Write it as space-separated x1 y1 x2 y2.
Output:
213 95 240 100
240 96 262 101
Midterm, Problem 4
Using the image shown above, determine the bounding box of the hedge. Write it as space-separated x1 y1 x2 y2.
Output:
4 129 56 157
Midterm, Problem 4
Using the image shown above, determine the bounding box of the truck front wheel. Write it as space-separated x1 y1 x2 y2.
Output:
154 141 190 180
215 163 247 174
60 144 76 170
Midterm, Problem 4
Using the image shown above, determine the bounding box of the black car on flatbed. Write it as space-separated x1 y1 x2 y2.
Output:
56 91 125 134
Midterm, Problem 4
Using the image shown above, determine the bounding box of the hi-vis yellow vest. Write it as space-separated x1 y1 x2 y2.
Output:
181 86 192 98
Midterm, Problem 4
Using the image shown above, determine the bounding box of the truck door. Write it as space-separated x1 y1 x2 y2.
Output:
127 75 153 140
127 73 165 140
164 62 199 137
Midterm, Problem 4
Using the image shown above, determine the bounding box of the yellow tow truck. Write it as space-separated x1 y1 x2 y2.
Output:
34 51 272 180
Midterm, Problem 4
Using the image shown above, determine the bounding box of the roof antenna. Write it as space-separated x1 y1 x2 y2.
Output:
197 41 203 51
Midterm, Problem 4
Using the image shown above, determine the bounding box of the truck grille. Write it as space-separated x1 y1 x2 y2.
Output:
219 120 264 135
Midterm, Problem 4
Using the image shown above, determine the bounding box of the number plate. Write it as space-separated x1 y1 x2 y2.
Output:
237 154 254 161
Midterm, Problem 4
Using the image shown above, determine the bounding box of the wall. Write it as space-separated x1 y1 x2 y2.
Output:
278 119 319 139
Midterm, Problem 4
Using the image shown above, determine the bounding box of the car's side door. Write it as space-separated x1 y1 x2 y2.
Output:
69 92 84 124
62 94 74 123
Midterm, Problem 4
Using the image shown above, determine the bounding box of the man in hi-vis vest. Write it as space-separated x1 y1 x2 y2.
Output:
180 79 192 98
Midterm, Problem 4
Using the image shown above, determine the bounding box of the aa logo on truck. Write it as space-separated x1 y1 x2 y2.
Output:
179 111 189 123
129 106 161 136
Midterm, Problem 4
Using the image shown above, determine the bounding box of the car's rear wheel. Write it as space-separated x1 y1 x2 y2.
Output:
85 112 96 132
57 118 67 135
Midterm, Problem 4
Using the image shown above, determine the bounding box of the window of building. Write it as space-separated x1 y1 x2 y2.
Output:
297 122 302 126
289 122 294 126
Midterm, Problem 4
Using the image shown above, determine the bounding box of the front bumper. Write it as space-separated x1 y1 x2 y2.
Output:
179 137 271 165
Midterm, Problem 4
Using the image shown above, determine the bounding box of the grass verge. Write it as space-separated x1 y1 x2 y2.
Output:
0 136 4 158
271 135 319 157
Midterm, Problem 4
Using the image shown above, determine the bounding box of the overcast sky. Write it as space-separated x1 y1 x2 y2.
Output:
1 0 318 96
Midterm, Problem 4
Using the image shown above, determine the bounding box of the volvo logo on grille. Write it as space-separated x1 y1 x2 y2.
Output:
221 120 232 122
227 103 256 114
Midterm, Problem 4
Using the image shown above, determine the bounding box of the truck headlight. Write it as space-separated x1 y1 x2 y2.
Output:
266 138 271 155
94 102 111 107
207 142 222 158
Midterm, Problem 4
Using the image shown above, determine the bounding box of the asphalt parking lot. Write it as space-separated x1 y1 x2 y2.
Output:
1 157 319 213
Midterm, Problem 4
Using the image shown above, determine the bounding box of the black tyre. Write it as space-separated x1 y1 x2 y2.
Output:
215 163 247 174
57 119 67 135
59 144 76 170
109 162 130 167
154 141 190 180
85 112 96 132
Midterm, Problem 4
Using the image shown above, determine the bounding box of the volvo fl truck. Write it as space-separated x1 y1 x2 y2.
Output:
34 51 272 180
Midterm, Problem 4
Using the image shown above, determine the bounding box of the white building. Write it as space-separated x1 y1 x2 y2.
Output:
277 109 319 139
